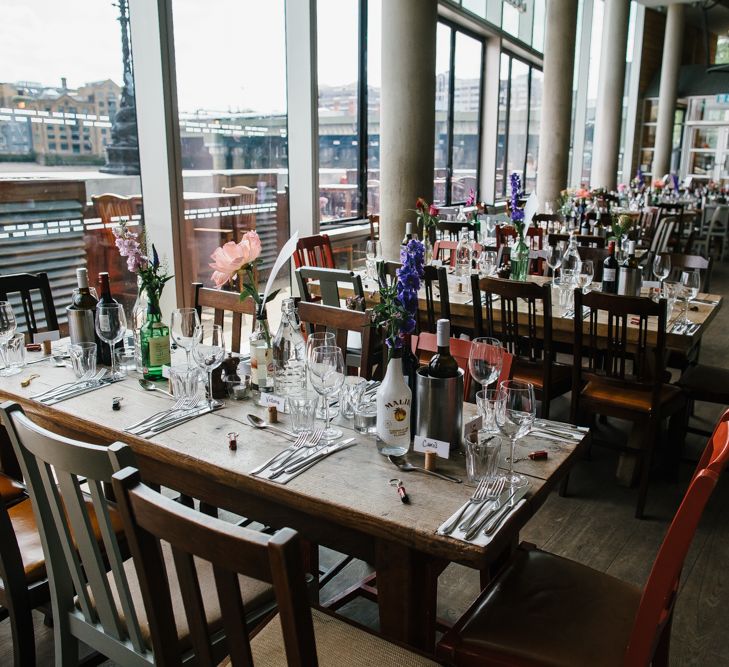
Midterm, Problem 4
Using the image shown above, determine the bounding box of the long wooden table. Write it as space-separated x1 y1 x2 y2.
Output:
0 358 588 652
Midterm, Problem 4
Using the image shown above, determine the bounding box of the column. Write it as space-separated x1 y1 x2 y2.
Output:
380 0 437 260
652 3 684 178
536 0 579 209
591 0 631 190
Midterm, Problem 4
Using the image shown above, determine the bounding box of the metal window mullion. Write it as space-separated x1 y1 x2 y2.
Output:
475 37 486 201
524 65 532 186
502 55 512 197
446 25 457 205
358 0 368 218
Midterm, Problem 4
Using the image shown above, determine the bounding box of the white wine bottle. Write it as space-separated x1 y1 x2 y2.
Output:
376 347 412 456
427 319 459 379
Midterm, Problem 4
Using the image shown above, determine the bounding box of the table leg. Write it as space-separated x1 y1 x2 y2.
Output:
374 540 439 651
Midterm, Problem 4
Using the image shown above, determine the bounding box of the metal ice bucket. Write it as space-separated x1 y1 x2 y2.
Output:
415 367 464 451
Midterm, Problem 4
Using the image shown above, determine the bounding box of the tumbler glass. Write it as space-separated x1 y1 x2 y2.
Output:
69 342 97 378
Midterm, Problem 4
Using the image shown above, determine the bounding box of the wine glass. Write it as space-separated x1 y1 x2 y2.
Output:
365 240 382 281
577 260 594 293
479 250 497 276
468 337 503 390
652 253 671 287
545 245 563 278
308 345 346 442
170 308 201 367
679 270 700 327
306 331 336 417
0 302 18 377
495 380 536 488
95 303 127 379
192 324 226 408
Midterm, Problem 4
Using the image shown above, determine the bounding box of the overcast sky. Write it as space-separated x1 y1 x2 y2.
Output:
1 0 391 116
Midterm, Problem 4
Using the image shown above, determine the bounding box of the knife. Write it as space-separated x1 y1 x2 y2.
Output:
484 485 529 536
464 487 515 541
141 405 212 436
275 438 356 477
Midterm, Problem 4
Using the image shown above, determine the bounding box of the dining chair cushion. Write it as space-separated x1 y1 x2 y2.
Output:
678 364 729 404
511 359 571 392
437 547 640 667
248 608 439 666
581 379 684 416
0 472 26 503
77 540 274 650
0 495 125 588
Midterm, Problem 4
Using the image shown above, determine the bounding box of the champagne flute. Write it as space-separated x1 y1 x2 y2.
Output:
652 253 671 287
496 380 535 488
308 345 346 442
0 302 18 377
192 324 226 408
170 308 201 367
468 337 503 390
95 303 127 379
680 270 700 327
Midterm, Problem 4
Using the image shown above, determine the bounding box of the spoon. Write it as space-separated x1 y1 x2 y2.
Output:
26 353 68 367
138 379 174 398
388 456 462 483
246 414 297 439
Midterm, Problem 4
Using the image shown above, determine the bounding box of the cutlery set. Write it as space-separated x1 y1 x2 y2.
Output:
31 369 114 405
125 396 215 438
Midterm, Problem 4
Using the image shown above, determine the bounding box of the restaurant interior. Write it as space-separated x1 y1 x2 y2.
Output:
2 0 729 665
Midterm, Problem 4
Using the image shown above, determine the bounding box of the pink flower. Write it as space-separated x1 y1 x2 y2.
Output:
465 189 476 207
428 204 439 217
209 231 262 288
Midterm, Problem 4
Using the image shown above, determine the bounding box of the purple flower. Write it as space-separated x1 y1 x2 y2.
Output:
113 223 148 272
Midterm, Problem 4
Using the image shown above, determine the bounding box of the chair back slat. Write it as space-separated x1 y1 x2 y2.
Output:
0 403 150 662
111 463 320 666
625 409 729 664
193 283 257 354
0 272 59 341
294 234 335 270
547 233 606 249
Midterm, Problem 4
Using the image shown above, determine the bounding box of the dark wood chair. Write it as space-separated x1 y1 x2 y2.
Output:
192 283 257 354
295 267 365 310
437 220 468 241
437 408 729 667
576 246 610 282
379 261 450 333
110 459 440 666
298 302 378 380
570 290 687 518
294 234 336 269
638 206 660 248
0 272 59 341
661 253 713 292
532 213 560 227
496 225 544 251
547 232 606 249
470 276 571 418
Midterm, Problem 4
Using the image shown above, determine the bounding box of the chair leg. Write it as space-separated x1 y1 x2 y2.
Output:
54 615 80 667
635 419 659 519
6 599 35 667
653 614 673 667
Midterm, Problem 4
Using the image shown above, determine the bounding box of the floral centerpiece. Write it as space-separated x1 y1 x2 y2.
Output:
465 188 482 226
414 197 439 261
508 172 529 281
113 221 173 379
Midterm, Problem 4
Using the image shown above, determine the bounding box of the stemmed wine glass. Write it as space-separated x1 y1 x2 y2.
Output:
308 345 346 442
365 240 382 282
652 253 671 288
577 260 594 294
95 303 127 379
0 302 17 377
495 380 536 488
479 250 497 276
192 324 226 408
468 338 503 390
546 245 563 279
170 308 201 367
679 270 700 327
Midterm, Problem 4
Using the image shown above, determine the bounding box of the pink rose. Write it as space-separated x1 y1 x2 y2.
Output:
428 204 439 217
209 231 262 288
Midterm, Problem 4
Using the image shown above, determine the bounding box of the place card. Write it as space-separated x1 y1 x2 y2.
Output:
413 434 450 459
258 392 287 413
462 413 482 442
33 330 60 343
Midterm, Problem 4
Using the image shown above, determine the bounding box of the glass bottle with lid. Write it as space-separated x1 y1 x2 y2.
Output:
272 297 306 396
250 298 274 394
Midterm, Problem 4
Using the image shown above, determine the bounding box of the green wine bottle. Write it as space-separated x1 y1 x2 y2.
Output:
140 291 170 380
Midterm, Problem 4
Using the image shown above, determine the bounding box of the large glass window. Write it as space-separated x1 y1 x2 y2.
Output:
0 0 142 323
171 0 289 288
366 0 382 216
433 22 485 206
495 52 542 198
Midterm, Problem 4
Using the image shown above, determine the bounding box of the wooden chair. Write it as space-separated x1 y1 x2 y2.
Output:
295 267 365 310
437 220 468 241
110 460 439 666
0 402 276 666
692 204 729 260
437 408 729 667
294 234 335 269
470 276 571 418
433 240 458 266
0 272 59 341
298 302 377 380
221 185 257 241
379 261 450 333
547 232 606 249
570 290 687 518
496 225 544 251
649 217 676 255
661 253 713 292
531 213 560 228
638 206 660 248
193 283 257 354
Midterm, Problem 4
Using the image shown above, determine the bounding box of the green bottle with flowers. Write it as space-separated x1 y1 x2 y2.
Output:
113 222 173 380
508 172 529 281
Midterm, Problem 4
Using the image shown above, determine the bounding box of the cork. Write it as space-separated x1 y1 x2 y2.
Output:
42 340 52 355
267 406 278 424
424 451 437 471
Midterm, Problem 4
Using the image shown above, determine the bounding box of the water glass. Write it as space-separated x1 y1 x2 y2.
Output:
289 392 319 433
1 333 25 376
479 250 497 276
169 365 201 402
225 375 251 401
341 376 367 419
192 324 225 408
170 308 202 368
464 432 502 485
114 348 137 376
95 303 127 379
354 400 377 435
69 342 97 378
496 380 535 489
468 338 503 389
476 387 501 433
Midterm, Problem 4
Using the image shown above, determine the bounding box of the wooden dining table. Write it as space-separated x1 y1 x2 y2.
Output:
0 355 588 653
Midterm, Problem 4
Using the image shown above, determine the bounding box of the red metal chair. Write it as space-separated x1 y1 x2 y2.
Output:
433 240 482 268
293 234 336 269
436 409 729 667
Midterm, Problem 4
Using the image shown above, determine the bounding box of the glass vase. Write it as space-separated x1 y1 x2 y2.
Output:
140 289 171 380
250 302 274 395
510 237 529 281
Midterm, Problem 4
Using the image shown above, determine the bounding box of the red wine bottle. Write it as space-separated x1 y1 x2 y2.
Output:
601 241 619 294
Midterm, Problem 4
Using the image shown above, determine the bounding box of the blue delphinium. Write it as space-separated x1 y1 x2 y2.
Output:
509 172 524 232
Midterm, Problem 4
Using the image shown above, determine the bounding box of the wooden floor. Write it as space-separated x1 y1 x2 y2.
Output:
4 265 729 666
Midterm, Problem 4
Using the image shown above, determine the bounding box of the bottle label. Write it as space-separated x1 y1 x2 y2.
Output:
251 342 273 388
603 268 616 282
148 334 170 367
99 312 110 330
383 398 411 440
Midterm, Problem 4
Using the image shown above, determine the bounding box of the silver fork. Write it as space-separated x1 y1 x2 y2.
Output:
36 369 107 402
255 431 308 475
457 477 506 533
126 395 189 433
269 427 325 474
135 396 203 437
32 369 96 400
442 477 492 535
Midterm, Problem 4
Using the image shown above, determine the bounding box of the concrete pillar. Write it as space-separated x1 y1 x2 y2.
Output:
536 0 578 210
591 0 631 190
380 0 437 260
652 3 684 179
